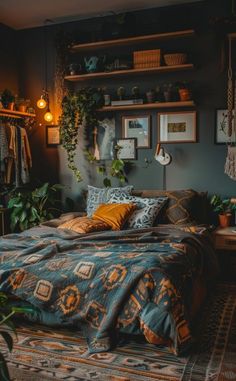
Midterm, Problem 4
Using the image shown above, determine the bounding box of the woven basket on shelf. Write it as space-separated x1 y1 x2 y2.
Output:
163 53 187 66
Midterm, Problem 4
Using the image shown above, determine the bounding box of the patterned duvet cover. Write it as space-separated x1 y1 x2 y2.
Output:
0 225 218 355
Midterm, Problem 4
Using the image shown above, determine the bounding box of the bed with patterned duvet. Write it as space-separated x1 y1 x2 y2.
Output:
0 224 218 356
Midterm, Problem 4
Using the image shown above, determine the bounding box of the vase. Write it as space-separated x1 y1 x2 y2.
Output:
179 89 191 101
218 213 232 228
18 104 27 113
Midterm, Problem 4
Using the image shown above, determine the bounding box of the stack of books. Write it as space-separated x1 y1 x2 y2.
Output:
111 99 144 106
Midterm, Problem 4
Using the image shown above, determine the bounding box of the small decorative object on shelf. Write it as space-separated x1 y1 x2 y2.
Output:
163 53 187 66
177 82 192 101
117 86 126 100
210 194 236 228
68 63 82 76
146 89 156 103
133 49 161 69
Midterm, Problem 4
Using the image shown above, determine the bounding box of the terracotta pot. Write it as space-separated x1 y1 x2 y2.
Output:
179 88 191 101
7 102 15 111
218 213 232 228
18 104 27 113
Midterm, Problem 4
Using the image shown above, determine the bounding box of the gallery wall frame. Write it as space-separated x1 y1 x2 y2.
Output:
122 115 151 148
157 111 197 143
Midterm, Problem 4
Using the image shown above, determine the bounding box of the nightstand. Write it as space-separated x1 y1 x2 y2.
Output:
0 208 10 236
213 227 236 281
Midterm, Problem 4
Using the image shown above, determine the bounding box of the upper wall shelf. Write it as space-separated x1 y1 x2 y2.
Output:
97 100 195 112
0 108 36 119
65 64 194 82
70 29 195 52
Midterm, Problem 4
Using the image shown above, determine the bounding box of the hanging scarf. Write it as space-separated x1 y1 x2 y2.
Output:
225 145 236 180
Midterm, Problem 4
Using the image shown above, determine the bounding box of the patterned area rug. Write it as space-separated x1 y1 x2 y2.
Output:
1 283 236 381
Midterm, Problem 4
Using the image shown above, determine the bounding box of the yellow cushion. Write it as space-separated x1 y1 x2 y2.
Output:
58 216 110 233
92 203 136 231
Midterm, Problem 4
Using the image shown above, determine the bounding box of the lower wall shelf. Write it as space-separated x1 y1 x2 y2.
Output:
97 100 195 111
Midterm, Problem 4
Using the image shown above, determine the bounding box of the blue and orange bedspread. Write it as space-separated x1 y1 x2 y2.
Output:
0 225 218 355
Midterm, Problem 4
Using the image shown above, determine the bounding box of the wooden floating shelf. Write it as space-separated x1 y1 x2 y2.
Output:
65 64 194 82
0 108 36 118
70 29 195 52
97 101 195 111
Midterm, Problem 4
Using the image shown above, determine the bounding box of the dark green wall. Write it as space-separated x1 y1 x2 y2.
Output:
17 0 236 207
0 23 18 94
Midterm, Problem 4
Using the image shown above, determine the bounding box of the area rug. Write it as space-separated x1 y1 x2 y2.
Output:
1 283 236 381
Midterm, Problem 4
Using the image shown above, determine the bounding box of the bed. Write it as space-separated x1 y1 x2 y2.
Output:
0 188 218 356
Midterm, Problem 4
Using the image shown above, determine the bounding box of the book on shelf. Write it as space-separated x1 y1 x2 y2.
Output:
111 99 144 106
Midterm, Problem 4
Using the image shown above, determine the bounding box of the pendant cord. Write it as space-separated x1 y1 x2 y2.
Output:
228 36 233 138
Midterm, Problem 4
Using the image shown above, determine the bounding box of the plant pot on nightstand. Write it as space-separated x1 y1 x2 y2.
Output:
218 213 232 228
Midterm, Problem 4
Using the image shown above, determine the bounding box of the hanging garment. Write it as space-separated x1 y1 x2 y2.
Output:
20 127 32 184
0 124 9 182
225 145 236 180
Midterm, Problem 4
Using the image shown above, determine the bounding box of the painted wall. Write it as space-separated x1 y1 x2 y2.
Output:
17 0 236 209
0 23 18 94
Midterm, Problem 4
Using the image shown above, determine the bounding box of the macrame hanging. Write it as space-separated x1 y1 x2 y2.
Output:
225 35 236 180
227 36 233 137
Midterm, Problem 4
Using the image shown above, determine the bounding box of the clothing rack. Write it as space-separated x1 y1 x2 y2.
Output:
0 108 36 119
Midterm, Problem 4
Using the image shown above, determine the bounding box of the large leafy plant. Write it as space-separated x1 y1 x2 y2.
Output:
0 292 35 380
8 183 63 232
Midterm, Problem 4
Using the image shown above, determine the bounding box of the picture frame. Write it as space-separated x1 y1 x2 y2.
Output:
46 125 60 147
157 111 197 143
116 138 137 160
215 109 235 144
122 115 151 148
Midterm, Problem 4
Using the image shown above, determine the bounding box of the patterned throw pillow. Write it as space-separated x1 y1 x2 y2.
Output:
108 193 168 229
58 216 111 233
86 185 133 217
92 203 137 230
134 189 198 225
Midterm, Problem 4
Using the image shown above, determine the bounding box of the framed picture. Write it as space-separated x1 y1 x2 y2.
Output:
122 115 151 148
158 111 197 143
116 138 137 160
46 125 60 147
215 109 235 144
92 118 115 161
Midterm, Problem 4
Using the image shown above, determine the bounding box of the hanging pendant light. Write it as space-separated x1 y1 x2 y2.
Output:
37 19 53 122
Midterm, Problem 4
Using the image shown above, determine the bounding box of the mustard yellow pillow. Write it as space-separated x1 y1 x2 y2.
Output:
58 216 110 233
92 203 136 231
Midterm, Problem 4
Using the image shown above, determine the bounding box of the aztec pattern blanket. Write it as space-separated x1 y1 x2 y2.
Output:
0 225 218 355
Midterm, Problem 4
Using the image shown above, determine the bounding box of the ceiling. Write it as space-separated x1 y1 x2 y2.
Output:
0 0 203 30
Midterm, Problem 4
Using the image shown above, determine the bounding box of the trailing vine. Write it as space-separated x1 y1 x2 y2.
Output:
59 88 128 186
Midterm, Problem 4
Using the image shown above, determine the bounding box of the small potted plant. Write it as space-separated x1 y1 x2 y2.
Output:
1 89 15 110
177 82 192 101
210 194 236 228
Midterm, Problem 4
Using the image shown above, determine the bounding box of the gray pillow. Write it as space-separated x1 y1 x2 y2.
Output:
86 185 133 217
108 193 168 229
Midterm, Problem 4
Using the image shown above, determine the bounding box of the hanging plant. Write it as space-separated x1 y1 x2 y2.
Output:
59 88 104 182
54 29 71 107
59 88 129 186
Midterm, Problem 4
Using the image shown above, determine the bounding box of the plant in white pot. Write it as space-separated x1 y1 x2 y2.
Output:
210 194 236 228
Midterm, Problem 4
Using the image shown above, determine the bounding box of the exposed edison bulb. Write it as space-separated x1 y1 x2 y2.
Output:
44 111 53 122
37 97 47 109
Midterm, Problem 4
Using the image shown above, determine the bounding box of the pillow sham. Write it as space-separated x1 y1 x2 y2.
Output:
92 203 136 230
58 216 110 233
132 189 199 225
108 193 168 229
86 185 133 217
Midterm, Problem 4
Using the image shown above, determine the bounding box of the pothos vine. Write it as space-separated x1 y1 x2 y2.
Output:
59 88 127 187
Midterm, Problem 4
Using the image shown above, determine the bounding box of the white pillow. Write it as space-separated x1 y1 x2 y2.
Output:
108 193 168 229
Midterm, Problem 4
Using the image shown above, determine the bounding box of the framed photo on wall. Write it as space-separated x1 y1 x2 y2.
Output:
158 111 197 143
116 138 137 160
46 125 60 147
215 109 235 144
122 115 151 148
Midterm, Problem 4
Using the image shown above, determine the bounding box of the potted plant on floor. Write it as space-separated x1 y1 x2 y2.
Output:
210 194 236 228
